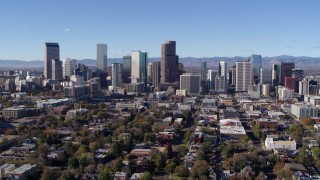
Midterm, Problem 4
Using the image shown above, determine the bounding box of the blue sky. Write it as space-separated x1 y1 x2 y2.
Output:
0 0 319 60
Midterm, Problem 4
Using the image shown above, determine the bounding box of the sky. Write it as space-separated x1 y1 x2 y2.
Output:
0 0 319 60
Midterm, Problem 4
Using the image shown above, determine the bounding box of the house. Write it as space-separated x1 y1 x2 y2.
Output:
130 173 144 180
130 149 153 157
7 164 37 180
114 172 128 180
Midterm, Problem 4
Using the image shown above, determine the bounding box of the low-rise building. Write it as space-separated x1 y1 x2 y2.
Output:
255 118 278 129
220 119 246 140
36 98 73 109
265 135 296 151
7 164 37 180
291 103 319 119
0 163 15 179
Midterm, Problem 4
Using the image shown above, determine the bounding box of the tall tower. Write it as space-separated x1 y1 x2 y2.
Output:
236 61 253 91
44 42 59 79
272 64 281 86
63 58 77 78
112 63 123 89
249 54 262 84
180 74 201 95
161 41 179 83
97 44 108 72
131 50 147 86
219 61 227 77
52 59 63 81
122 55 131 83
152 61 161 89
200 61 207 81
280 62 295 85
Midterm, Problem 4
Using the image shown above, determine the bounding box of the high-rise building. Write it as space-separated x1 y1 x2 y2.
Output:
97 44 108 72
147 63 152 84
161 41 179 83
63 58 77 78
180 74 201 95
200 61 207 81
215 76 227 92
151 61 161 88
236 61 253 91
44 43 59 80
250 54 262 84
299 80 309 96
122 55 131 83
131 51 147 86
292 69 304 81
111 63 123 90
52 59 63 81
284 77 296 91
280 62 295 85
219 61 227 77
229 65 236 86
272 64 281 86
207 70 218 90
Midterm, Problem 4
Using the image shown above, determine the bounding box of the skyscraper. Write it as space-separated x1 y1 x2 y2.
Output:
280 62 295 85
219 61 227 77
44 43 59 80
207 70 218 90
63 58 77 78
131 50 147 85
122 55 131 83
52 59 63 81
284 77 296 91
151 61 161 88
200 61 207 81
272 64 281 86
236 61 253 91
160 41 179 83
249 54 262 84
180 74 201 95
111 63 123 90
97 44 108 72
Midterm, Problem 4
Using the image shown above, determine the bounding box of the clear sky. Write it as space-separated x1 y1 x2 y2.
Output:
0 0 319 60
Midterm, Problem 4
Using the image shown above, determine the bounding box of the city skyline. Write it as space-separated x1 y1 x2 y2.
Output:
0 0 319 60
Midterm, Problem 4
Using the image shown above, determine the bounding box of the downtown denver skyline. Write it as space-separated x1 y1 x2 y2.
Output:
0 0 319 60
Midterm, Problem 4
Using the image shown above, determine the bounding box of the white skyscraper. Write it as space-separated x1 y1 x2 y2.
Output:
63 58 77 78
131 50 148 85
236 61 253 91
219 61 227 77
299 80 309 96
112 63 123 89
207 70 218 90
97 44 108 72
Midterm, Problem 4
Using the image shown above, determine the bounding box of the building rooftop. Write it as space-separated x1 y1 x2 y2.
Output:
220 119 246 135
9 164 36 175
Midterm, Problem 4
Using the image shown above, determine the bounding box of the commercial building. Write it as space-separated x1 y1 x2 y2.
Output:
36 98 73 109
131 51 147 86
215 76 227 92
44 43 59 80
160 41 179 83
299 80 309 95
278 86 294 101
51 59 63 81
122 55 131 83
291 103 318 119
151 61 161 89
111 63 123 89
249 54 262 84
97 44 108 72
220 119 246 140
180 74 201 96
284 77 296 91
7 164 37 180
280 62 295 85
63 58 77 78
272 64 281 86
200 61 207 81
265 135 296 151
236 61 253 91
208 70 218 90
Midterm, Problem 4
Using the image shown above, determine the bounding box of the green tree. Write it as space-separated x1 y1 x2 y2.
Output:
78 152 95 168
176 144 188 157
61 171 76 180
155 152 166 169
113 157 123 172
99 166 111 180
287 124 303 142
312 147 320 160
174 165 190 177
165 162 177 174
196 150 205 160
190 160 209 178
41 168 60 180
68 157 79 169
140 171 152 180
298 146 313 166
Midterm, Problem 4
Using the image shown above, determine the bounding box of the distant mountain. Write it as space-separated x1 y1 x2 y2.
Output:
0 55 319 69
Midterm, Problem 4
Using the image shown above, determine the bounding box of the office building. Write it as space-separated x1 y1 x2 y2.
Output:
249 54 262 84
284 77 296 91
207 70 218 90
262 84 270 97
131 51 147 86
215 76 227 92
160 41 179 83
229 65 236 86
180 74 201 95
280 62 295 85
44 43 59 80
122 55 131 83
200 61 207 81
63 58 77 78
151 61 161 88
260 68 272 84
278 86 294 101
111 63 123 88
291 103 318 119
97 44 108 72
272 64 281 86
292 69 304 81
147 63 152 84
236 61 253 91
299 80 309 96
52 59 63 81
219 61 227 77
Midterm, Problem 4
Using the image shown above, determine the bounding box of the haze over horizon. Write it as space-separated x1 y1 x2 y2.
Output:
0 0 319 60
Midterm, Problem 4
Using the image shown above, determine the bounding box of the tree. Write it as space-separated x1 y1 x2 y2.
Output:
174 165 190 177
301 118 315 127
140 171 152 180
176 144 188 157
312 147 320 160
99 166 111 180
196 150 205 160
78 152 95 168
144 133 156 144
41 168 60 180
89 142 99 152
240 135 250 143
155 152 166 169
68 157 79 169
113 157 123 172
60 171 76 180
165 162 176 174
287 124 303 142
190 160 209 178
298 146 313 166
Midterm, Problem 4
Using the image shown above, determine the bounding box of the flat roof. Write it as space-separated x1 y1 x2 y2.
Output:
220 119 246 135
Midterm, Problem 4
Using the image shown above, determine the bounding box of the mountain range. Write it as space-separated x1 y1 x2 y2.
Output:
0 55 319 69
